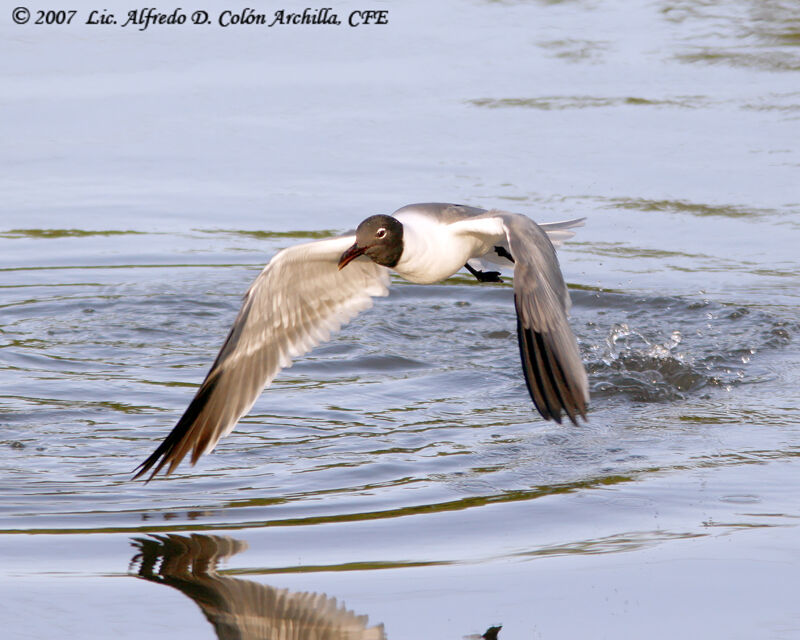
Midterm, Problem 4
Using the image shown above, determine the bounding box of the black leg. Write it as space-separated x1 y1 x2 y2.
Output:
464 262 503 283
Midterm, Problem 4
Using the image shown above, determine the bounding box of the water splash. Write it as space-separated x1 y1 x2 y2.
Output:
575 291 794 403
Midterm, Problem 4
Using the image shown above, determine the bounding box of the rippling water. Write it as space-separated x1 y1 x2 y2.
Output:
2 0 799 638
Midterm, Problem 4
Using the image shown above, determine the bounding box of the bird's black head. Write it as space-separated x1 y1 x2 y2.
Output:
338 214 404 270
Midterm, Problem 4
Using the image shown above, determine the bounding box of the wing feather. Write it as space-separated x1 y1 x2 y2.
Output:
537 217 586 247
497 212 589 424
134 235 390 481
442 208 589 423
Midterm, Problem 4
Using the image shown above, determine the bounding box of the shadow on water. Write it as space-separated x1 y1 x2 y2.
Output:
131 533 387 640
129 533 503 639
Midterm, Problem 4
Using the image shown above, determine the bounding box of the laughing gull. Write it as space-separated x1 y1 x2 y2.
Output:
134 203 589 481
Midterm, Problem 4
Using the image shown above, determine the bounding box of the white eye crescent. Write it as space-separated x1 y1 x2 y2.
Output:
376 228 387 239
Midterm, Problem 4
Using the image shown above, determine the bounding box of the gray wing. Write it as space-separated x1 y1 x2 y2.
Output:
499 212 589 425
439 208 589 423
134 235 390 481
391 202 489 223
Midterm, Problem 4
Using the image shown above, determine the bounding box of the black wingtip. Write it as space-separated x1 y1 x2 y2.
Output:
514 299 587 426
132 442 171 483
132 430 178 483
132 374 221 482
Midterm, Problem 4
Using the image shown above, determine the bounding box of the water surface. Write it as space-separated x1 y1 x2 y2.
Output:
1 0 799 637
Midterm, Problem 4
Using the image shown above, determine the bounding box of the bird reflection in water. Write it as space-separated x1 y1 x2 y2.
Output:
129 533 385 640
464 625 503 640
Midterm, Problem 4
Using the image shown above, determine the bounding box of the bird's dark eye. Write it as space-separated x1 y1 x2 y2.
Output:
376 228 387 239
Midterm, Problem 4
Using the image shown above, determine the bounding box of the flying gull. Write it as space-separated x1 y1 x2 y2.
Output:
134 203 589 481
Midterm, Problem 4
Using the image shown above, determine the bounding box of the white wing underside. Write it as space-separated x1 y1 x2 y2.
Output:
134 235 390 479
213 235 390 433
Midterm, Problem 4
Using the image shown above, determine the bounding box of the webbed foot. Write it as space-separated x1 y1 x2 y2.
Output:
464 263 503 283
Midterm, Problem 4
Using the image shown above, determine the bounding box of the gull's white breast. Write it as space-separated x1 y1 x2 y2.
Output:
391 211 504 284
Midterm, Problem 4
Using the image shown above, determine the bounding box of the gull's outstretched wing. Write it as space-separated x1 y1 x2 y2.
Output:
499 212 588 424
452 211 588 424
134 235 390 481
